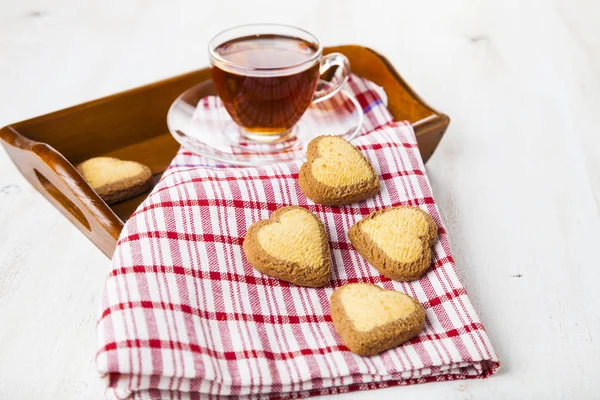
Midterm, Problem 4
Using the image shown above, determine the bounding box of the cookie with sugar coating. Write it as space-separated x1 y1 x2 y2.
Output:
298 136 380 206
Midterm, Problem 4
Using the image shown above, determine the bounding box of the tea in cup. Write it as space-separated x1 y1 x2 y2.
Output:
209 24 350 142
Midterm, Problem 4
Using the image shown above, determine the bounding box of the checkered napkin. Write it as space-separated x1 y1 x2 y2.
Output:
96 75 499 400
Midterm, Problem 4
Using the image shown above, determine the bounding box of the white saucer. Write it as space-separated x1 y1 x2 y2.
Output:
166 79 364 166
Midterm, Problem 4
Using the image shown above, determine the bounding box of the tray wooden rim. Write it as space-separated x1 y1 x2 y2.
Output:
0 44 450 257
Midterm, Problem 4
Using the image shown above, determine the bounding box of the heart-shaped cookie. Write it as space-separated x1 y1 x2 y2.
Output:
243 206 331 287
330 283 426 355
76 157 153 204
298 136 380 206
349 206 438 281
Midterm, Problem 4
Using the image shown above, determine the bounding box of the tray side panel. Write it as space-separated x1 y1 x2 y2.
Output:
0 126 123 256
325 45 436 124
11 70 210 165
325 46 449 162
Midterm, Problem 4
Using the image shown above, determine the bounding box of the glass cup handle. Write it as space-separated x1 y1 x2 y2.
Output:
312 53 351 104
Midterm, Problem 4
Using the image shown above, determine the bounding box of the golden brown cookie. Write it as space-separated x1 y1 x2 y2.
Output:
242 206 331 287
348 206 438 281
298 136 380 206
76 157 153 205
330 283 426 356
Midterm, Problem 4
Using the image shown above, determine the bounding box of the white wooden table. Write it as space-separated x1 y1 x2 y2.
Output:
1 0 599 398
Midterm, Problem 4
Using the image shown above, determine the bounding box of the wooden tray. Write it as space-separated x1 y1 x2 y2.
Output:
0 45 450 258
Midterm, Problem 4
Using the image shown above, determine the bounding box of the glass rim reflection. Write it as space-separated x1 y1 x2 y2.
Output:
208 23 323 76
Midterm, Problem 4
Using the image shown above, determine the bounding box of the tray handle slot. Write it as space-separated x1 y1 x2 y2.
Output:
33 168 91 231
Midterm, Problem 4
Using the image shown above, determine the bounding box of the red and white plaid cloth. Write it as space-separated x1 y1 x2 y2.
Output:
97 75 499 399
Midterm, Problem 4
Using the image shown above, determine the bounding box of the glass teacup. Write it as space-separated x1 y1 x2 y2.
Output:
209 23 351 143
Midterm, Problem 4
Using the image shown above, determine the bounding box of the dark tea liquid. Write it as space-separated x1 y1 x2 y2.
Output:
211 35 320 135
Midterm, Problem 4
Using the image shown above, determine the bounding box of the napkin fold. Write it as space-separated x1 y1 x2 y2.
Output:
96 75 499 400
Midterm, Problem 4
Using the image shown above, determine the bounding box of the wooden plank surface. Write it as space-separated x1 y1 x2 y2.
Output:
0 0 599 399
